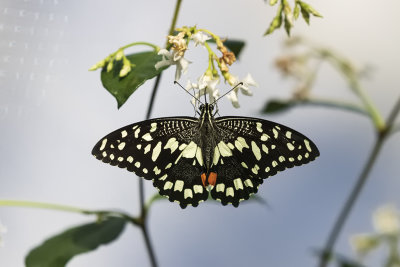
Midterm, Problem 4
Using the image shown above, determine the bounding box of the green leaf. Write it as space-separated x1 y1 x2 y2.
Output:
293 2 300 19
101 51 169 108
25 217 126 267
300 6 310 24
262 99 296 113
269 0 278 6
224 39 246 59
298 1 323 18
264 4 283 35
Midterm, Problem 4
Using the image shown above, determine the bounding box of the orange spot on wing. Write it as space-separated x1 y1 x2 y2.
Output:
201 173 207 187
208 172 217 186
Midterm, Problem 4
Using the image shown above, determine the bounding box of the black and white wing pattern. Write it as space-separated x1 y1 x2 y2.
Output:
92 117 209 208
92 103 319 209
210 116 319 207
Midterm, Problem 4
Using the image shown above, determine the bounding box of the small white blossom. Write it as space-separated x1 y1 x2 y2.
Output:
155 49 190 80
186 75 220 105
226 73 258 108
192 32 211 46
350 233 379 255
373 205 400 235
0 221 7 247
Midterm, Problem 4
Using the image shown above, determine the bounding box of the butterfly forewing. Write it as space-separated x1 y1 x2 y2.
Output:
91 117 209 208
209 117 320 206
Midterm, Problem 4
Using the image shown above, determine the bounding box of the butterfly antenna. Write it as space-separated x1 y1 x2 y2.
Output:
174 81 203 105
211 82 243 106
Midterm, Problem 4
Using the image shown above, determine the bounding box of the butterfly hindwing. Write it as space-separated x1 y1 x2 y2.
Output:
209 116 320 206
92 117 208 207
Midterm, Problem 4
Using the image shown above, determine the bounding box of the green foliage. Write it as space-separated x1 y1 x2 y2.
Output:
263 99 295 113
265 0 322 35
224 39 246 59
25 217 126 267
100 51 169 108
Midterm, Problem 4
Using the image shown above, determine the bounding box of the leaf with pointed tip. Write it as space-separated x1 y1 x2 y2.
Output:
263 99 296 114
25 217 126 267
101 51 169 109
224 40 246 59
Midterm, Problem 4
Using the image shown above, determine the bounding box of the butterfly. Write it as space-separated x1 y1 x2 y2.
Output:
92 96 320 208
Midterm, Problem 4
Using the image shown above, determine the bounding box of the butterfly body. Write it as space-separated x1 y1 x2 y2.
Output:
92 103 319 208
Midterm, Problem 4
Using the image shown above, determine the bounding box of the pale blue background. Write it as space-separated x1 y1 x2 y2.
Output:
1 0 399 266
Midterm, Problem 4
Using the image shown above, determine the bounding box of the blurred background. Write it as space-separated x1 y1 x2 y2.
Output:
0 0 399 266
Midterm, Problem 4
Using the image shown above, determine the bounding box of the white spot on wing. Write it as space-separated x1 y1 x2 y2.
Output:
272 161 278 167
287 143 295 151
196 148 203 166
184 189 193 199
174 180 184 192
159 174 167 181
304 139 312 152
165 163 172 169
256 122 263 132
150 123 157 132
218 141 233 157
134 128 140 138
244 179 253 188
152 142 162 161
163 181 173 190
99 139 107 151
164 138 179 153
127 156 133 163
216 183 225 192
142 133 152 141
193 185 203 194
213 147 220 165
233 178 244 190
118 157 124 162
135 161 141 168
121 130 128 138
226 187 234 197
286 131 292 139
241 162 248 169
261 134 269 141
153 166 161 175
118 142 126 150
272 128 278 139
144 144 151 154
182 141 197 158
251 141 262 161
143 168 148 174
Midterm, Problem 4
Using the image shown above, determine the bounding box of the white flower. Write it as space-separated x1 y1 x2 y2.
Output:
191 32 211 46
349 233 379 255
0 221 7 248
373 205 400 235
226 73 258 108
155 49 190 80
185 75 220 105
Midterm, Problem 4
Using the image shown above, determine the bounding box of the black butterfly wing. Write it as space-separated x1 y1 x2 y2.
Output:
92 117 209 208
210 116 320 207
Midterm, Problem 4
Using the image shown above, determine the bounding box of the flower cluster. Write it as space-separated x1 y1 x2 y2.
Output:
350 205 400 264
155 26 257 108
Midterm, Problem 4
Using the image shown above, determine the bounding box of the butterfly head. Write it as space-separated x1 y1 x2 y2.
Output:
199 103 215 117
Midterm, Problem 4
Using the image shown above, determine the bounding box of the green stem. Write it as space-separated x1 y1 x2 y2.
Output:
119 41 160 52
0 200 139 225
348 77 385 131
136 2 183 267
299 97 368 117
318 95 400 267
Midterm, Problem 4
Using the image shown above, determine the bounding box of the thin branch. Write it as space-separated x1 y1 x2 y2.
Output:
137 1 183 267
0 200 139 225
298 97 368 117
318 95 400 267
